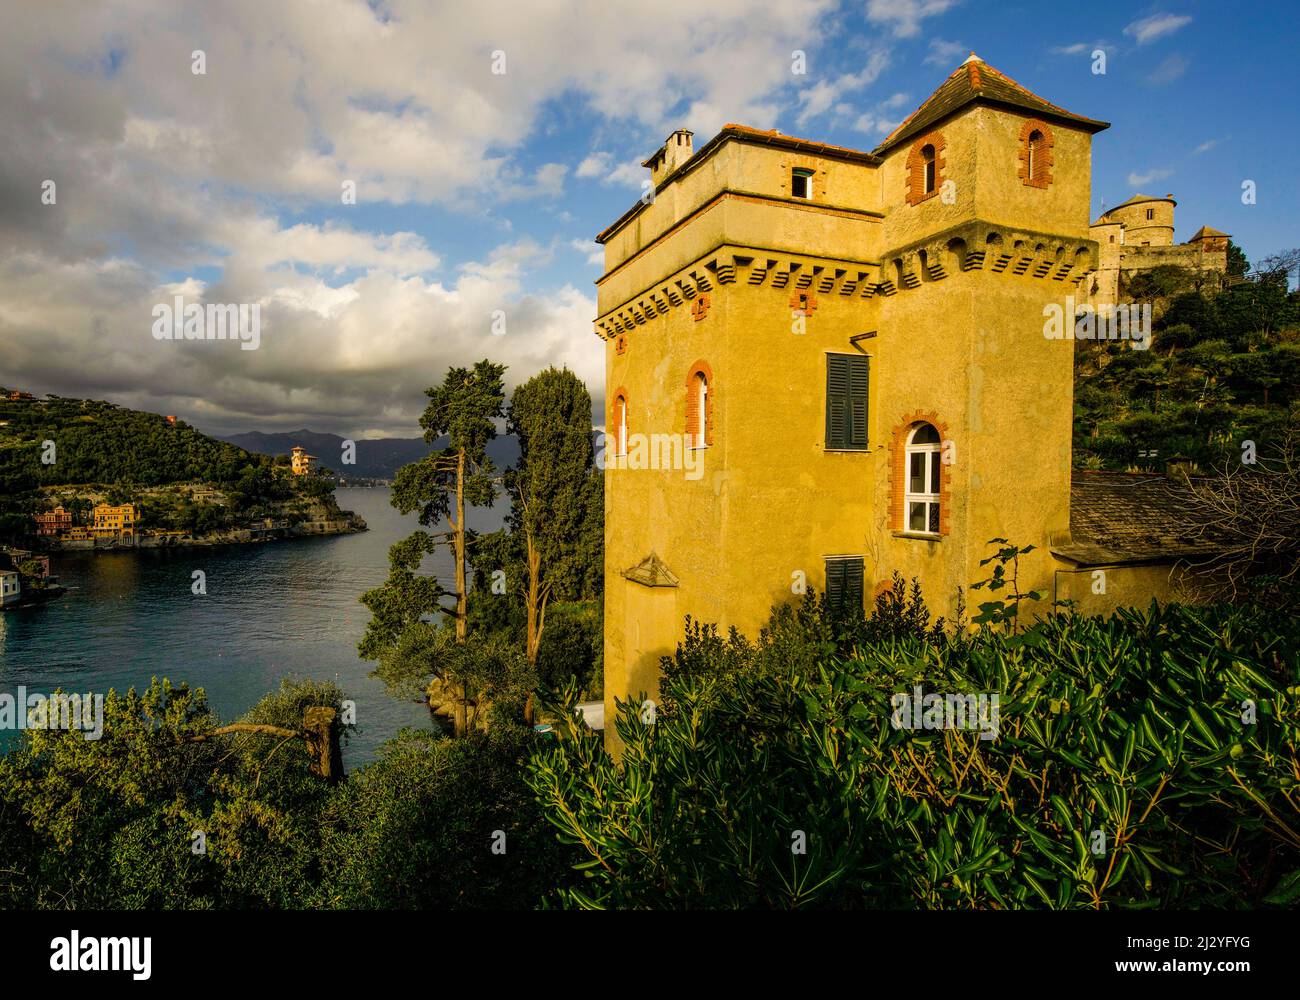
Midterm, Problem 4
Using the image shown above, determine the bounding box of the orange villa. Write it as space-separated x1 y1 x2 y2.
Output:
92 502 138 538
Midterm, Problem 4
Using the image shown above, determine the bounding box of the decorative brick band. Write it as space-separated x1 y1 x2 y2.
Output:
594 249 881 340
886 410 953 536
1017 119 1054 189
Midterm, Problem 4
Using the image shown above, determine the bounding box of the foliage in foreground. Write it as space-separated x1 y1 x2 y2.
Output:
0 678 572 909
528 594 1300 909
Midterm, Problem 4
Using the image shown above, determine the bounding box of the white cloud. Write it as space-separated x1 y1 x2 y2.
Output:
6 1 868 432
0 238 602 438
852 92 910 136
1146 54 1190 84
865 0 959 38
1124 13 1193 45
924 38 966 67
795 50 890 127
1127 168 1173 187
576 153 613 178
1192 137 1224 155
570 239 605 267
1050 40 1114 57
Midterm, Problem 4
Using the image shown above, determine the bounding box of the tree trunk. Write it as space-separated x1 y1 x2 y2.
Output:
451 447 469 737
455 447 467 641
523 518 550 728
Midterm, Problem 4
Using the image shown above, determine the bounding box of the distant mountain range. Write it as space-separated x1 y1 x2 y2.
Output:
219 429 521 479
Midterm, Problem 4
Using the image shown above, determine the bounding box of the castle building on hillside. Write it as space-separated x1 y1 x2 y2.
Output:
593 54 1224 744
1085 193 1229 304
290 445 318 476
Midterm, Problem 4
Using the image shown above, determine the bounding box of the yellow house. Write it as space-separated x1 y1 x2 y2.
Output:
594 54 1219 740
92 503 137 537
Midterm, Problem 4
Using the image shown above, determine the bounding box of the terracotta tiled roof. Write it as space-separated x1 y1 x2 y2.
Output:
875 53 1109 155
1190 225 1230 240
1056 471 1228 566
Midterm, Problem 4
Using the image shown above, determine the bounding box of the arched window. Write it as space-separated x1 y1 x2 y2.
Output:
1018 120 1053 189
684 361 714 447
613 391 629 456
905 423 942 535
693 373 707 445
906 132 945 206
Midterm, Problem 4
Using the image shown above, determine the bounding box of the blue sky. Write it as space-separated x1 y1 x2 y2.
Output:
1 1 1295 437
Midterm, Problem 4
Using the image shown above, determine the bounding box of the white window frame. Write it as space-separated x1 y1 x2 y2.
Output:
903 424 942 537
791 168 814 200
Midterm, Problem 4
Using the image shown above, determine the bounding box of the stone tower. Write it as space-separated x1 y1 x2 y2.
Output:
593 55 1109 746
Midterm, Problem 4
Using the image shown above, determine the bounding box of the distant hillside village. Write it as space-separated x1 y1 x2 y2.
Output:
0 393 367 600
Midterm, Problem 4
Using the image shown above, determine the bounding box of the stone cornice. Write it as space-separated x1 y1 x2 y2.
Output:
594 245 884 340
874 220 1099 295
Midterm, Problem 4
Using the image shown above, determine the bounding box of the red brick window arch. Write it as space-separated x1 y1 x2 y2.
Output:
906 131 946 206
1018 119 1054 189
611 388 630 456
684 361 714 447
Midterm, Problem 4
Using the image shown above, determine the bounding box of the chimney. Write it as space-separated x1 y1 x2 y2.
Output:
642 128 694 187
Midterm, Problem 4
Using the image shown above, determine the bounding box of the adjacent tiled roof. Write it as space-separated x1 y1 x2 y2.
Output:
875 53 1109 155
1056 471 1227 566
1190 225 1230 240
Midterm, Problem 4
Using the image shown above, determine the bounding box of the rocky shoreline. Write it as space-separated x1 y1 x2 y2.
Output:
41 512 368 552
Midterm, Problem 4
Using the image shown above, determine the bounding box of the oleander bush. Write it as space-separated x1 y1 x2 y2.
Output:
528 598 1300 909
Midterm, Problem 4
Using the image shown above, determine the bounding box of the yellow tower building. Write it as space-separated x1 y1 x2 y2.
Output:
594 55 1204 742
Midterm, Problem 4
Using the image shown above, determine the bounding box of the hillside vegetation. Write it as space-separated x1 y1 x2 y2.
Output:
1074 265 1300 471
0 393 336 541
0 393 263 491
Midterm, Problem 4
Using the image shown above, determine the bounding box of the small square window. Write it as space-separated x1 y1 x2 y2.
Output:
791 169 813 200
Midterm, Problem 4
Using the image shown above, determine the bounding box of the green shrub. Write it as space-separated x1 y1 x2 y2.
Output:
315 726 575 909
529 601 1300 909
535 601 602 694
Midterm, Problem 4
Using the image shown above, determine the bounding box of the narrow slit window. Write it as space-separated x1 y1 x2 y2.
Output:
921 145 936 194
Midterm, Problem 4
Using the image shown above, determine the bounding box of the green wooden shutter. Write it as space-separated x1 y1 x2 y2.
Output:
825 355 849 448
844 557 864 614
826 354 869 450
825 557 864 613
825 557 845 609
849 356 869 449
